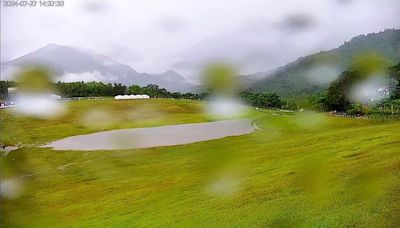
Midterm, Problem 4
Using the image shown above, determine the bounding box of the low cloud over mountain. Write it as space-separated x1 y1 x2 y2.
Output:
2 44 194 92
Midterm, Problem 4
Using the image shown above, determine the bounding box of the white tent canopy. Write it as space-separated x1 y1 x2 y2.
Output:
114 94 150 100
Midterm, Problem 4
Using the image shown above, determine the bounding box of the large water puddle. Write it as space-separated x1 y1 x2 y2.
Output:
44 119 254 151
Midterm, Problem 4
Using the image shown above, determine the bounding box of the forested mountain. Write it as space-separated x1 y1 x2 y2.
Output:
249 29 400 97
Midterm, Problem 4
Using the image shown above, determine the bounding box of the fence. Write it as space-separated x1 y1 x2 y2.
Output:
371 104 400 115
333 114 365 119
331 113 400 120
367 114 400 120
60 97 106 102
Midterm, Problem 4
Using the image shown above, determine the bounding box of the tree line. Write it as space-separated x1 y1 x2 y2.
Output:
1 80 296 110
0 81 205 100
55 82 206 100
311 61 400 115
240 91 298 110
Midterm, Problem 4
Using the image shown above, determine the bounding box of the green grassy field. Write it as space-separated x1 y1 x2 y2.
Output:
1 99 399 227
1 99 209 146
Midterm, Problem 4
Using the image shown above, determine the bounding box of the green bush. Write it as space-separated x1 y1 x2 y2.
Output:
346 103 363 115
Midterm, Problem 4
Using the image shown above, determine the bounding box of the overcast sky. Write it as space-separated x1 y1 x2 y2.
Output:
1 0 399 77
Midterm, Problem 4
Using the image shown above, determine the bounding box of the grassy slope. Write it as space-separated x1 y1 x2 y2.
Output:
1 99 399 227
1 98 208 146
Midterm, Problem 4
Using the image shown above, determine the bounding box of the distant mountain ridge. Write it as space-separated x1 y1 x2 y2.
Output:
249 29 400 97
3 44 193 92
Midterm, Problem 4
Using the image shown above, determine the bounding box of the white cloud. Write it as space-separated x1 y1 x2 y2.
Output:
1 0 399 77
59 71 103 82
304 64 341 86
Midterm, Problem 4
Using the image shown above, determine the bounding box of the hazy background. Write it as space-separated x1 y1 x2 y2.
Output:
1 0 400 79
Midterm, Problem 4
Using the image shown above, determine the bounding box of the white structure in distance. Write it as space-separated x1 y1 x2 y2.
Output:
114 94 150 100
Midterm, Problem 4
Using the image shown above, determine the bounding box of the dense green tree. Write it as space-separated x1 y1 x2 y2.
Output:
311 62 400 114
0 81 16 99
240 91 287 109
127 85 142 95
389 62 400 99
326 71 362 111
310 90 329 111
346 103 363 115
112 83 127 96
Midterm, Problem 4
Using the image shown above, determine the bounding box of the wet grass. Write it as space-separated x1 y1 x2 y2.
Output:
1 100 399 227
1 98 208 146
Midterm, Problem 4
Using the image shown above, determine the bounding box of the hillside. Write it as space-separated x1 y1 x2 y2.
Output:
2 44 194 92
249 29 400 97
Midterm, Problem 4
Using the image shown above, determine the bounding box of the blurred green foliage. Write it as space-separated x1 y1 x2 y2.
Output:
202 63 238 96
311 61 400 114
15 67 54 93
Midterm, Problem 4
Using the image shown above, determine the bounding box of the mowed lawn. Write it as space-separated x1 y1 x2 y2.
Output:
1 99 400 227
1 98 209 146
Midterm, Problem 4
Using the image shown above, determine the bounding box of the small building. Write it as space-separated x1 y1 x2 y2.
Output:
7 87 18 100
8 87 18 95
